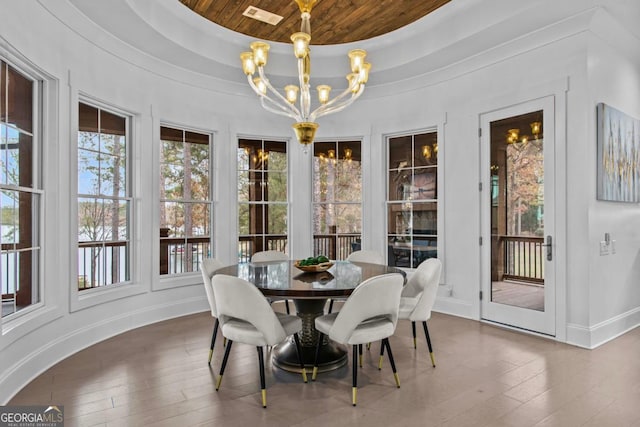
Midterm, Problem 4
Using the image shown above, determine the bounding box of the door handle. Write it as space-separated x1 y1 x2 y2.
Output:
542 235 552 261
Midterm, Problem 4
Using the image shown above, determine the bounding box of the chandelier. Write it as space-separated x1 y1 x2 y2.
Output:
240 0 371 152
506 121 542 145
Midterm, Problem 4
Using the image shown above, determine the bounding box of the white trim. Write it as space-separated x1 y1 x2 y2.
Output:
433 295 475 319
567 307 640 349
70 92 144 312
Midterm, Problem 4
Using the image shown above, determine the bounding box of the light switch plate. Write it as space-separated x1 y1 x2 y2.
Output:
600 241 609 255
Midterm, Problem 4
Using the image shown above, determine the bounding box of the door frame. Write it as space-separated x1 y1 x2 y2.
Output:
478 90 567 339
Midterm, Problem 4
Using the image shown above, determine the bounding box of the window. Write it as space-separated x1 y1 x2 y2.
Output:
387 132 438 268
1 59 42 317
159 126 212 275
237 138 287 262
77 102 130 289
313 141 361 260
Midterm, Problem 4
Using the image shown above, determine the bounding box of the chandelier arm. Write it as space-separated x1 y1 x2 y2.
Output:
311 84 365 121
257 67 303 119
259 96 302 120
298 57 311 120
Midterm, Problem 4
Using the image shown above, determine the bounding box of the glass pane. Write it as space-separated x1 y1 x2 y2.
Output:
413 132 438 167
100 153 126 197
78 130 99 152
189 142 210 200
78 197 105 242
103 199 128 241
387 202 411 237
100 109 125 137
163 201 185 237
78 148 100 195
238 203 250 235
413 202 437 235
237 145 250 171
388 169 411 201
388 135 412 170
162 139 185 165
266 171 287 202
100 133 126 158
7 65 33 133
334 160 361 202
1 189 18 245
237 170 250 202
0 124 9 185
239 139 263 171
264 141 286 171
334 203 361 234
490 110 545 311
412 168 437 200
267 203 287 235
313 203 331 234
79 103 99 134
162 162 184 200
187 202 209 236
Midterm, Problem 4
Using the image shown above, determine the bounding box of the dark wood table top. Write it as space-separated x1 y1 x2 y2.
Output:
215 260 405 299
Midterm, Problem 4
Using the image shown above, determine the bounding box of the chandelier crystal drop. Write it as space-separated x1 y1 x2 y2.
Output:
240 0 371 152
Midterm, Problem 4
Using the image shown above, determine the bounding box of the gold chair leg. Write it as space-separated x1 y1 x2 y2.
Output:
394 372 401 388
430 352 436 367
261 389 267 408
352 387 357 406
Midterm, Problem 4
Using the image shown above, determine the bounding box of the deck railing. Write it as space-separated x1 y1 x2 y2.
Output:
500 235 544 284
75 233 377 289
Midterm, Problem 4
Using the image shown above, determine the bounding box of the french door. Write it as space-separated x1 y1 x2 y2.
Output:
480 97 556 336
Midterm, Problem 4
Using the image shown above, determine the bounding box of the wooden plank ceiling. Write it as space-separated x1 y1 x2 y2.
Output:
179 0 451 45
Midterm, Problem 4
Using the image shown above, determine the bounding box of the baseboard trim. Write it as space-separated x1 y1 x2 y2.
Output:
567 306 640 349
433 296 474 319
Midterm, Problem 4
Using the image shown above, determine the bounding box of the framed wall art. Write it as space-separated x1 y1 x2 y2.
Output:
597 103 640 202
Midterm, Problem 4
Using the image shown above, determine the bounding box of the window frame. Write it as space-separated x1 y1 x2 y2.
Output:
386 128 442 270
237 137 289 262
158 124 214 277
0 57 44 322
311 139 362 261
70 95 142 312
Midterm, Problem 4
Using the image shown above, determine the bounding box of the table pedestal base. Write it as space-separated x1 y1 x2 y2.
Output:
271 299 347 373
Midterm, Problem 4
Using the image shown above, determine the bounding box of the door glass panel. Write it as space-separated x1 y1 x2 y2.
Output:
490 110 545 311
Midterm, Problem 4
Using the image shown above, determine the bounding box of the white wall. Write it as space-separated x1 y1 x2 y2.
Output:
0 0 639 404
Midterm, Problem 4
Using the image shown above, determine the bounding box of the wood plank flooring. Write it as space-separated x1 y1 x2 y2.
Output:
9 307 640 426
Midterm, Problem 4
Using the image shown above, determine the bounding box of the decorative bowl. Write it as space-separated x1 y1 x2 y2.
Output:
294 261 334 272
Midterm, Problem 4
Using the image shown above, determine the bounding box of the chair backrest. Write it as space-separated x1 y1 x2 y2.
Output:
402 258 442 321
201 258 224 317
347 250 385 265
329 273 404 344
212 274 287 345
251 250 288 262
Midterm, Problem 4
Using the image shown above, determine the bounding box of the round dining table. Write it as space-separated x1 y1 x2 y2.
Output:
214 260 405 373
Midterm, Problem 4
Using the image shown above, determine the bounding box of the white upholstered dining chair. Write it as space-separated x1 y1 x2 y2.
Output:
346 249 385 265
326 249 386 314
378 258 442 369
212 274 307 408
251 250 292 314
200 257 224 365
311 273 404 406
